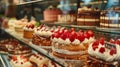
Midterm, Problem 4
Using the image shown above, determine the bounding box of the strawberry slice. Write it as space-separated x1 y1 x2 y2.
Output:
69 31 77 42
99 37 105 45
109 39 115 44
61 34 67 40
77 32 85 42
58 30 64 35
115 39 120 45
99 47 105 53
87 30 94 37
92 40 99 51
110 48 116 55
60 30 70 40
84 31 90 39
51 33 60 38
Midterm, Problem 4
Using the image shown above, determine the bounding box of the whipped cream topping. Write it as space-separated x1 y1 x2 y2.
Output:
34 27 53 37
10 56 32 67
88 42 119 62
23 27 35 31
52 38 81 45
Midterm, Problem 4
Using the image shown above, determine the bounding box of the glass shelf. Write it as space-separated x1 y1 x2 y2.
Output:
0 28 65 67
16 0 43 6
41 22 120 35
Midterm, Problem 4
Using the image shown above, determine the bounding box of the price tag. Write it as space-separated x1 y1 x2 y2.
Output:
105 41 116 49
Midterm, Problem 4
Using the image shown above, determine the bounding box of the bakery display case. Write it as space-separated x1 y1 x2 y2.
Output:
1 0 120 67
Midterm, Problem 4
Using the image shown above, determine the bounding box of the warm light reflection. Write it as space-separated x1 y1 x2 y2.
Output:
107 11 119 24
82 0 92 5
59 0 71 14
106 0 119 9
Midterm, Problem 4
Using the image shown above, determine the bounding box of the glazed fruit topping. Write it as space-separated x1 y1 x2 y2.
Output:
60 30 70 40
110 48 116 55
92 40 99 51
77 31 85 42
84 31 90 39
52 33 60 38
99 47 105 53
69 31 77 42
52 28 94 43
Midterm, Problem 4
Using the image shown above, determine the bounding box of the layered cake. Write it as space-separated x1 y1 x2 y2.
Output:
0 39 19 53
77 6 100 26
23 23 35 39
32 25 54 46
58 10 77 23
43 6 62 22
10 55 34 67
100 10 120 28
88 38 120 67
52 28 95 60
8 18 17 30
14 20 28 32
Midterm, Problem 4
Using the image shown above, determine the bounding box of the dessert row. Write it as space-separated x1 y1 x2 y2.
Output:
2 20 120 67
0 39 63 67
43 6 120 28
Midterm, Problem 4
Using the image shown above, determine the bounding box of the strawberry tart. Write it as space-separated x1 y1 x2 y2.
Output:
10 55 34 67
88 38 120 67
51 28 95 60
23 23 35 39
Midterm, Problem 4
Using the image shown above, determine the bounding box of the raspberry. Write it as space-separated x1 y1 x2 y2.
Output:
110 48 116 55
99 47 105 53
